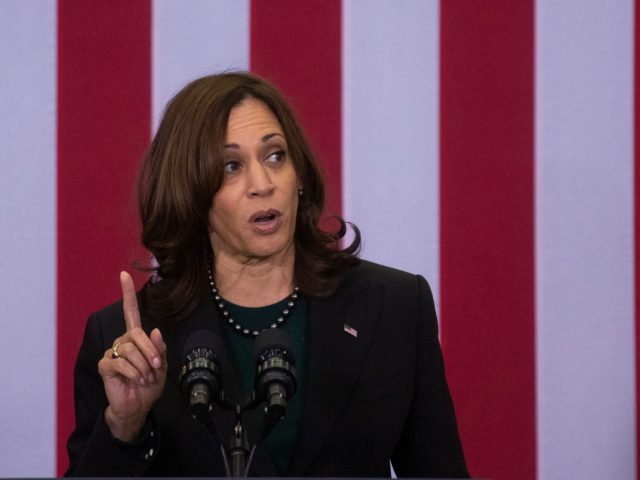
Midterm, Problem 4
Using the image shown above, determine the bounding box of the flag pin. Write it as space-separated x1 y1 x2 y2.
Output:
343 324 358 338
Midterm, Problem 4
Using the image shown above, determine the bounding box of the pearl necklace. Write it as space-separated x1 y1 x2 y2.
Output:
207 268 300 338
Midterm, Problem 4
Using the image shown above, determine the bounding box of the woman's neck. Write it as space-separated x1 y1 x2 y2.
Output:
213 249 295 307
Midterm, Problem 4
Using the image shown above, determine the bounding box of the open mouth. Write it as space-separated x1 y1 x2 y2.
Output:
249 209 281 231
253 212 277 223
249 210 281 232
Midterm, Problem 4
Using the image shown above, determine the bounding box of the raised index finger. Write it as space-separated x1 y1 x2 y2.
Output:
120 271 141 331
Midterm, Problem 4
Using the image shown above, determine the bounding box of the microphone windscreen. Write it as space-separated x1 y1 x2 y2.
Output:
183 329 222 360
253 328 295 364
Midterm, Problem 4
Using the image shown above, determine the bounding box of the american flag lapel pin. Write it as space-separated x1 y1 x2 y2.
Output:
343 323 358 338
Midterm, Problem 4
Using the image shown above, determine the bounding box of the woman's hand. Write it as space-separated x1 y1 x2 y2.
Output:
98 271 167 442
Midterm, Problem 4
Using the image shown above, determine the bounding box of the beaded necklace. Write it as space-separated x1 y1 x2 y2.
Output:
207 267 300 338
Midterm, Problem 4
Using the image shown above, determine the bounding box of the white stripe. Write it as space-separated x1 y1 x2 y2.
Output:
0 1 57 476
342 0 441 310
535 1 636 478
152 0 250 131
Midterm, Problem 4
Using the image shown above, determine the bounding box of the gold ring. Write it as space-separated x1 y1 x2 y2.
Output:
111 342 121 359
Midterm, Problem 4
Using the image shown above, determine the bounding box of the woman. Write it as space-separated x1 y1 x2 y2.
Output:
66 72 468 477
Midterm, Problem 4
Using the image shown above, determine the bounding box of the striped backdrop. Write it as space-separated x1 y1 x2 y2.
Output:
1 1 637 479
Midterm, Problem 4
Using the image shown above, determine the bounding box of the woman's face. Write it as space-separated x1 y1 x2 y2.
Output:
208 97 300 265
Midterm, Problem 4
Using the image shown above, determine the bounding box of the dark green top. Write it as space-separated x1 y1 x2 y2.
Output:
223 296 308 476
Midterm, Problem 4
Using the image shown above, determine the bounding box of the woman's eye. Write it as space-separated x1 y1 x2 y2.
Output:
266 150 286 164
223 160 241 173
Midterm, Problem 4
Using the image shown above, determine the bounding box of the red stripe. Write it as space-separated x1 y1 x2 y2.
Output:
440 2 536 479
635 0 640 476
56 1 151 473
249 0 342 219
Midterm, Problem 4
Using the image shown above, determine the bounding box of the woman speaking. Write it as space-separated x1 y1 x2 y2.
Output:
65 72 468 478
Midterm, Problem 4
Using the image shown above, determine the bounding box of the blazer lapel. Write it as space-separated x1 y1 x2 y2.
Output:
289 276 384 475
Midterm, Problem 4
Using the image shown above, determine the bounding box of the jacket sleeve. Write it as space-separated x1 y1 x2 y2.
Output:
65 310 154 477
391 275 469 478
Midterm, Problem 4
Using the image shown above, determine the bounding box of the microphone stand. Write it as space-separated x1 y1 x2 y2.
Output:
191 390 265 478
189 400 232 477
228 390 284 478
192 390 290 478
229 404 250 477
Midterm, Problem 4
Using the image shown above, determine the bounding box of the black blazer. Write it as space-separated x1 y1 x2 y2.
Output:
66 260 468 477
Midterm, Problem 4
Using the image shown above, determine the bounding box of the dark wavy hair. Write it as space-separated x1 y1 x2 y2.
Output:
137 72 360 321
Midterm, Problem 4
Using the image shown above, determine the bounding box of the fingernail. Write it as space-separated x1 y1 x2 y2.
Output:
148 373 155 383
139 377 145 386
153 357 161 368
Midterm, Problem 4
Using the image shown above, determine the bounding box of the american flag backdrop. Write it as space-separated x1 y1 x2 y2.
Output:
1 1 638 479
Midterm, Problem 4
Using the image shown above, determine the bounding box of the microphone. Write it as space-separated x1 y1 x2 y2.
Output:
253 328 297 422
179 330 222 415
180 331 231 477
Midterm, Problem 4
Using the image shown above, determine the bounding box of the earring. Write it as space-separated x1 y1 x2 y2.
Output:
298 188 303 196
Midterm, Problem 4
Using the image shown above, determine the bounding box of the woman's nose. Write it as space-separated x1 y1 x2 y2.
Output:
247 162 274 197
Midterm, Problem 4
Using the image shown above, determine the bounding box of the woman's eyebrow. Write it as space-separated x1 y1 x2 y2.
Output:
224 133 286 149
261 132 285 142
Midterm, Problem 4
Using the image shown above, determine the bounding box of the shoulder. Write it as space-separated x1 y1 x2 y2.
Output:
87 279 158 334
83 279 160 345
335 259 434 309
343 259 430 291
92 298 126 322
81 298 126 350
